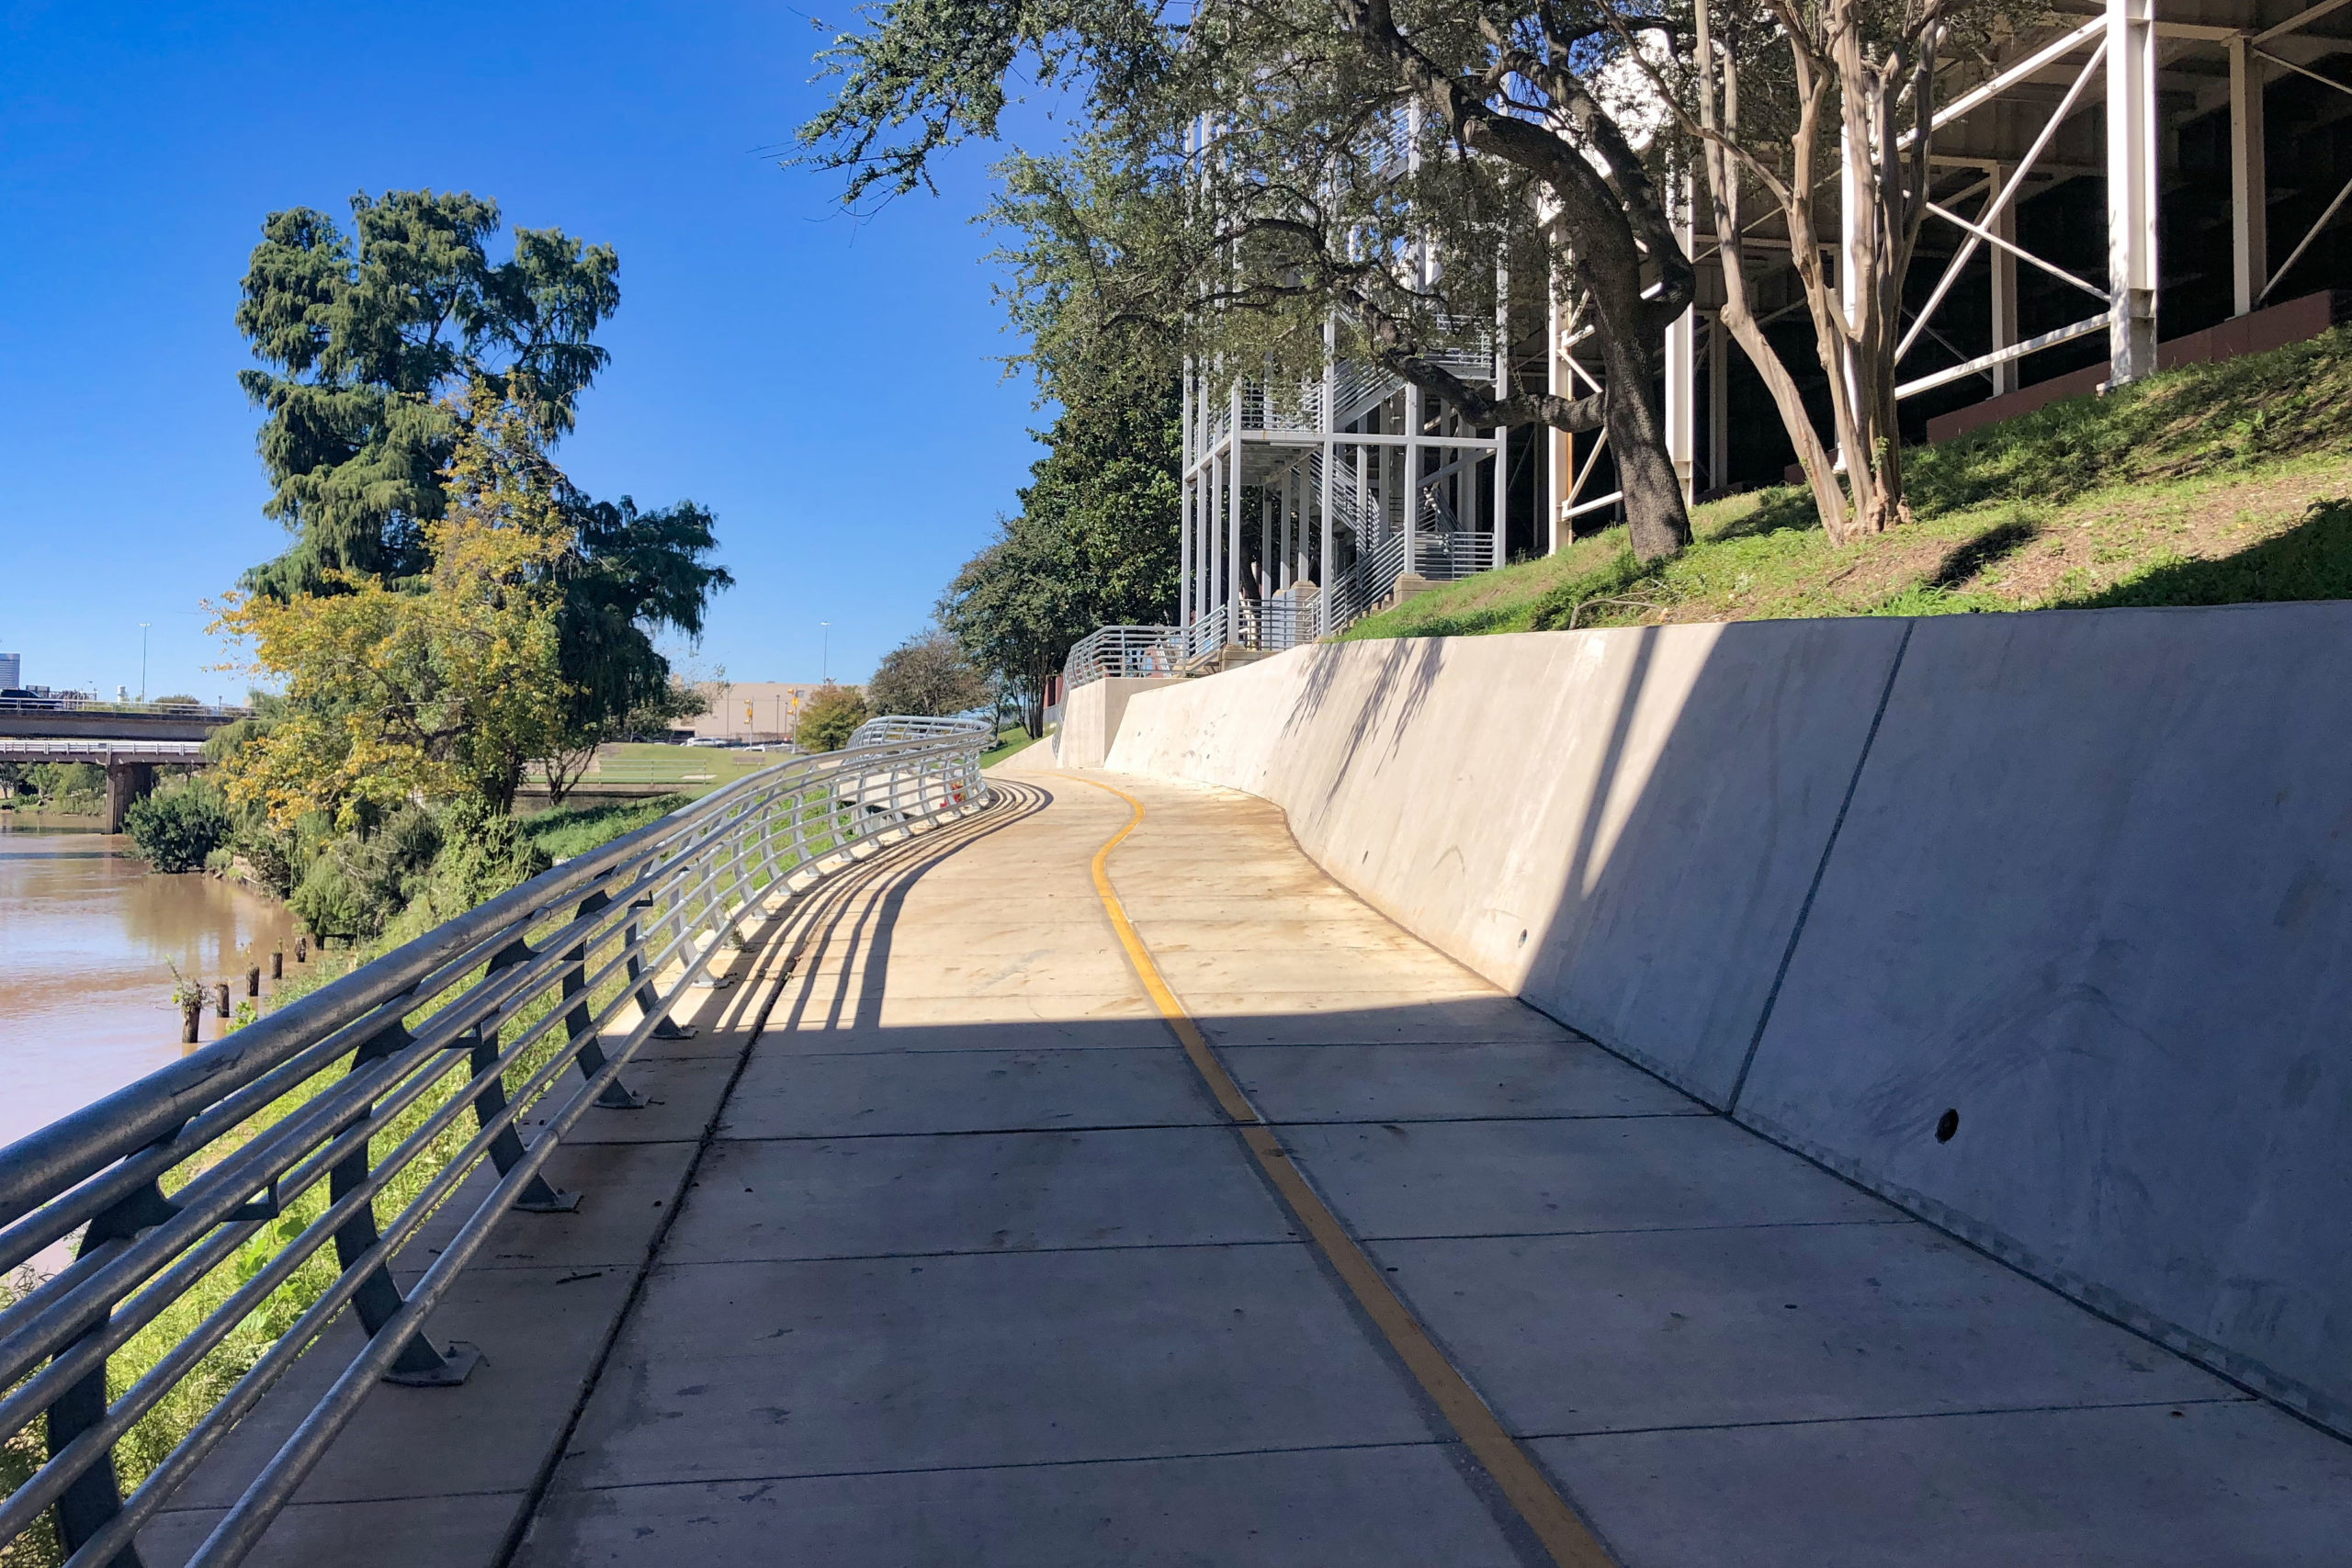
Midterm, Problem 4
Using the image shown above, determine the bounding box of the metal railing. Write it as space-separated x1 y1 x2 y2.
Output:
1060 626 1185 694
0 699 249 722
0 717 991 1568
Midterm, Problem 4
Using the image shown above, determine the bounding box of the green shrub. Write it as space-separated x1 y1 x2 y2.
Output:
288 805 442 941
795 683 870 752
123 779 232 873
421 796 553 919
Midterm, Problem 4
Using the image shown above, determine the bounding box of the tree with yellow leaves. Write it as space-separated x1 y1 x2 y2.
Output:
214 384 575 828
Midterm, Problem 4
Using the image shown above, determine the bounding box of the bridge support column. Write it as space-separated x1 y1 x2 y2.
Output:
104 761 154 833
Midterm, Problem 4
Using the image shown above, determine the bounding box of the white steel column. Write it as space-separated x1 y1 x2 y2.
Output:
1227 385 1245 634
1319 328 1336 636
1402 381 1421 579
1666 180 1696 501
2230 36 2269 317
1544 284 1563 555
1706 312 1728 492
1179 369 1195 633
2107 0 2159 382
1989 164 2019 395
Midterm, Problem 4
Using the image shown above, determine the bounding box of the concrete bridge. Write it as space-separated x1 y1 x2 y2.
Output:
123 745 2351 1567
0 738 209 830
0 698 243 744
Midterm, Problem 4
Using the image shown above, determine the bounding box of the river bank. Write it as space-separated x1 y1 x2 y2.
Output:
0 817 299 1150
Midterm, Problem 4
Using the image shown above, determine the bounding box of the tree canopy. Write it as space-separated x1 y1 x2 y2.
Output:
868 627 990 717
233 188 729 774
800 0 1700 558
215 386 576 826
938 364 1182 729
236 189 620 595
795 684 872 752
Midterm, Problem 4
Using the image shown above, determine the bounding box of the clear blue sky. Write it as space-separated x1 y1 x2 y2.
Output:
0 1 1053 701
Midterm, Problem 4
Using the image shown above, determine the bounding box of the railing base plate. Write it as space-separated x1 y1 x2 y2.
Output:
385 1342 481 1388
514 1189 582 1214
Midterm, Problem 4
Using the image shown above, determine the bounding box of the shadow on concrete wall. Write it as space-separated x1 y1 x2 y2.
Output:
1498 604 2352 1439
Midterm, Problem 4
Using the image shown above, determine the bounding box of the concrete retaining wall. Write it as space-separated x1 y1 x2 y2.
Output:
1053 677 1181 770
1100 606 2352 1437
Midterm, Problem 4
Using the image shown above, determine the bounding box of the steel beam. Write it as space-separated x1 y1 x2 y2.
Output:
2108 0 2160 384
2232 37 2270 317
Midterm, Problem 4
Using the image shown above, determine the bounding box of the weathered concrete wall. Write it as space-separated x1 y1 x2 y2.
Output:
1101 606 2352 1437
1054 676 1182 770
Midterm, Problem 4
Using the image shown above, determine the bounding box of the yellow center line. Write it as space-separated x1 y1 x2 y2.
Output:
1057 772 1616 1568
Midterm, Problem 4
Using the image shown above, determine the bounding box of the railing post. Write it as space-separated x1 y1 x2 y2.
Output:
45 1167 180 1568
463 943 582 1213
624 897 695 1041
330 1017 479 1386
561 891 645 1110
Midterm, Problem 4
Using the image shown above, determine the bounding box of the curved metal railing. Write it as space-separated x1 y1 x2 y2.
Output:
1061 626 1184 694
0 717 991 1567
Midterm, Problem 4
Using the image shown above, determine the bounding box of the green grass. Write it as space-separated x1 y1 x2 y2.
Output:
980 727 1043 768
1341 325 2352 641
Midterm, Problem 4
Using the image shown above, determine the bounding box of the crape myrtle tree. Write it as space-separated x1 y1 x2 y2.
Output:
798 0 1713 561
1624 0 2038 539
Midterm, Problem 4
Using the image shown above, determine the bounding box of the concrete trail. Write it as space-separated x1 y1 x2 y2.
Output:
153 755 2352 1565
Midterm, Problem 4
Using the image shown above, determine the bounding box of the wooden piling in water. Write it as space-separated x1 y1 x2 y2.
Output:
181 997 201 1045
214 983 230 1019
295 937 308 964
246 965 260 998
271 951 283 980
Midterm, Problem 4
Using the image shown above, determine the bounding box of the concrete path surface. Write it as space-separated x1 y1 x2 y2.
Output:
151 753 2352 1566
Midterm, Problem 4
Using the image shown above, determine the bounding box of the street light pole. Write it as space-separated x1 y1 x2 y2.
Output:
820 622 831 684
139 624 149 703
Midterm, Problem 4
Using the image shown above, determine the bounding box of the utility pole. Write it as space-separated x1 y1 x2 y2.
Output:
820 622 831 684
139 624 149 702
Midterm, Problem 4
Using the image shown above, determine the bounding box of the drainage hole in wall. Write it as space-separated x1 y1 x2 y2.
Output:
1934 1108 1960 1143
1519 930 1528 946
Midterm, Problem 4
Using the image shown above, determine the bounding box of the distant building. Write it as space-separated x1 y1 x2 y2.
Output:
0 654 19 690
688 682 826 745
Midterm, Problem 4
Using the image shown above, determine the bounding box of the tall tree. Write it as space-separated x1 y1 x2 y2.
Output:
235 190 619 594
938 366 1182 732
1629 0 2033 539
235 188 730 767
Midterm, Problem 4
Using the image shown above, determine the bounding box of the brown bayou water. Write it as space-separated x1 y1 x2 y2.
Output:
0 817 298 1152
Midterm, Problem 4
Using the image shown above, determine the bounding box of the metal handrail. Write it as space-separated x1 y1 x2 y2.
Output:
1060 626 1184 694
0 698 249 721
0 716 991 1568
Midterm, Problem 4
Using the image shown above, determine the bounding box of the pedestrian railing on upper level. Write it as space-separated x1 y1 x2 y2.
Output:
0 717 991 1568
1059 626 1186 694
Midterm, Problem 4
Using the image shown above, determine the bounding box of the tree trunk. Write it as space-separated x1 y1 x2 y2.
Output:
1583 274 1693 563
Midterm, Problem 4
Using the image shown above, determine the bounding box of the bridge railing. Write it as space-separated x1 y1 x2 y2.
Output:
0 698 250 721
0 716 991 1568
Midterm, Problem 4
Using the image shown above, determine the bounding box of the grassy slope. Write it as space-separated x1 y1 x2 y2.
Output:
1344 326 2352 642
981 727 1043 768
